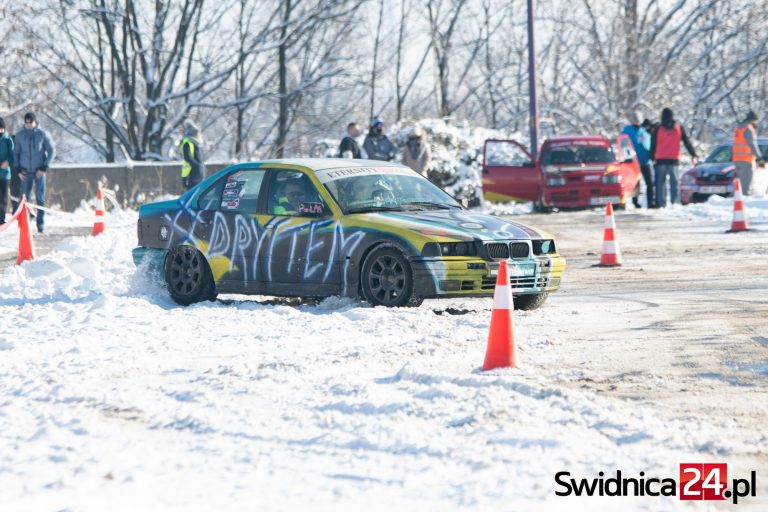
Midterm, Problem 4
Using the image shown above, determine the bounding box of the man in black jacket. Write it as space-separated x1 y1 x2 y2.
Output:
338 122 362 159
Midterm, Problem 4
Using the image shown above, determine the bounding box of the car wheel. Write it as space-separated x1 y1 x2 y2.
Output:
514 293 549 311
165 245 217 305
361 247 421 307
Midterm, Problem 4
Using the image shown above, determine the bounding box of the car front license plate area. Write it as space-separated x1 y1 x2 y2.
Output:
489 262 537 278
589 196 621 206
698 185 728 194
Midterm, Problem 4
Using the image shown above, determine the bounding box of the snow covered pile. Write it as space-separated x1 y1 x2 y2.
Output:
0 211 759 510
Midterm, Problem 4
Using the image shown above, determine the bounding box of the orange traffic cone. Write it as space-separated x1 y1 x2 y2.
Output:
16 197 36 265
598 203 622 266
482 260 517 371
92 187 106 236
727 178 749 233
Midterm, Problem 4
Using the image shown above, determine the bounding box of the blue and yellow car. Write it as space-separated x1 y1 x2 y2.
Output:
133 159 566 308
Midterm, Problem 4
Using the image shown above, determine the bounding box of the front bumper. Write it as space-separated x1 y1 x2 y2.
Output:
411 255 566 298
543 183 628 208
680 182 734 203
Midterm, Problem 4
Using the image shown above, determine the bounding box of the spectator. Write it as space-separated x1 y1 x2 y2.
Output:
650 108 697 207
13 112 55 233
621 111 653 208
732 110 763 195
180 122 206 191
0 117 13 224
363 117 395 161
402 125 432 178
338 122 363 159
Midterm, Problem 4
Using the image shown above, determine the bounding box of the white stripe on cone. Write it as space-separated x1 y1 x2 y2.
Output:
493 278 513 310
602 240 618 255
604 214 616 229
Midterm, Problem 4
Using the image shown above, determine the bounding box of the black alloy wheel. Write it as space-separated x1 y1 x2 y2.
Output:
361 247 421 307
165 245 216 305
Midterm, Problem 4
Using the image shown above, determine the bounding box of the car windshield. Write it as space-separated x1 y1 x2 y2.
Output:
706 144 768 163
321 168 462 213
541 144 616 165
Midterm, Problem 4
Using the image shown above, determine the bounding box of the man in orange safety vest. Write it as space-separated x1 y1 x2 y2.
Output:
732 111 764 195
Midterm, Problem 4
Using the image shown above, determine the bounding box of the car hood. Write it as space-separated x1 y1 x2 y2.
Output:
695 162 735 178
351 210 553 242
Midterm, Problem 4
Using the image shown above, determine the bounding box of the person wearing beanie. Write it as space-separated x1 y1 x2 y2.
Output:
0 117 14 224
732 110 763 195
363 117 396 161
649 107 697 207
179 122 206 190
13 111 55 233
621 111 653 208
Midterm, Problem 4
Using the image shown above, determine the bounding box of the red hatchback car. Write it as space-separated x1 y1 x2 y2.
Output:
482 135 641 211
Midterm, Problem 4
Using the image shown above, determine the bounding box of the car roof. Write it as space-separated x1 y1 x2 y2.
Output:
711 137 768 149
543 135 609 144
253 158 406 172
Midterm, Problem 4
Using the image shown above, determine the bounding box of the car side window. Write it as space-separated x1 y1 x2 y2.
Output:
198 181 224 211
219 169 267 212
485 141 529 167
267 169 327 216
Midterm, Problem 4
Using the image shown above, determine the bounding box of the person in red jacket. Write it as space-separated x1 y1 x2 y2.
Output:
650 108 697 207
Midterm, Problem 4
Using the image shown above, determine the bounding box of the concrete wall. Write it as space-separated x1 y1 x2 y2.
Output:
45 162 233 211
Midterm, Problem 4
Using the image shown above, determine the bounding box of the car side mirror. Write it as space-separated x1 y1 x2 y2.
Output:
298 202 328 217
622 158 634 164
523 161 535 167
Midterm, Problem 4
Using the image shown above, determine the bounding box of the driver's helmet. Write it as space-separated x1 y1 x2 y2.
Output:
369 179 394 206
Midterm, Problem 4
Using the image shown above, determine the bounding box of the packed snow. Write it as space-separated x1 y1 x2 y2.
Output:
2 195 766 510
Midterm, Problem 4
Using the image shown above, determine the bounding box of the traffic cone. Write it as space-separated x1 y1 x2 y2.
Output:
598 203 622 266
16 197 36 265
482 260 517 371
727 178 749 233
92 187 106 236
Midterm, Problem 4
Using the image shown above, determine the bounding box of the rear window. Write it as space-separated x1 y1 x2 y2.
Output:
541 144 615 165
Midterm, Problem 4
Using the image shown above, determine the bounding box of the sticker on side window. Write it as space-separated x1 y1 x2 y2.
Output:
298 202 324 215
221 198 240 210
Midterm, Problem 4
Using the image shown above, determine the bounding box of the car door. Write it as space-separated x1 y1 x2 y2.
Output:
198 168 268 288
261 168 339 294
616 134 641 188
482 139 539 202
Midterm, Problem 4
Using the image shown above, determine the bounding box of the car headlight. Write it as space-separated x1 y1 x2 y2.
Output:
602 174 621 184
423 242 477 257
680 172 695 185
547 177 566 186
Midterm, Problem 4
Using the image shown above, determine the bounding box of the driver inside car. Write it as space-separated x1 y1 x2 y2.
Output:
274 180 307 215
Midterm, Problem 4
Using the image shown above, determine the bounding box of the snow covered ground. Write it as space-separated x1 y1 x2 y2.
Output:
1 198 766 511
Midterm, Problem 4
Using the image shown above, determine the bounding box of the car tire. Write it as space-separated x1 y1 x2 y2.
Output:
165 245 217 305
514 292 549 311
361 247 421 307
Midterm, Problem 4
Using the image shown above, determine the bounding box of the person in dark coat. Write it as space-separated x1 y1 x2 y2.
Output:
13 112 55 233
0 117 14 224
650 108 697 207
180 122 206 191
338 122 363 159
363 117 396 161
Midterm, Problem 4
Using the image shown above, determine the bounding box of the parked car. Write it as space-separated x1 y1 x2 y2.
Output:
482 135 641 211
133 159 566 309
680 137 768 204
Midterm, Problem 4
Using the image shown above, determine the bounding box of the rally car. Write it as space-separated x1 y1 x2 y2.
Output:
482 135 641 211
680 137 768 204
133 159 566 309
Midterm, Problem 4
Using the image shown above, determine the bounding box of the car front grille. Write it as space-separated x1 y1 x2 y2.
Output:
510 242 530 258
485 243 510 260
